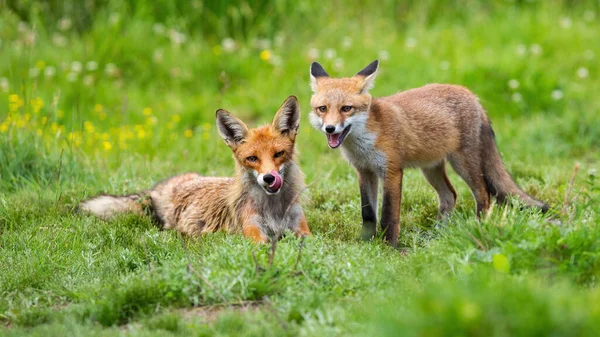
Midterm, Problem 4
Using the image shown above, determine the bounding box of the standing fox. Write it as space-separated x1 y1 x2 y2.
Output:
309 60 547 247
79 96 310 243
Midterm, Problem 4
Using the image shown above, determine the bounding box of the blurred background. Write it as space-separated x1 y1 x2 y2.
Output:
0 0 598 189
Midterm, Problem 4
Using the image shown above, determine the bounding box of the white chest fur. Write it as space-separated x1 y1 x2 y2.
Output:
340 115 387 177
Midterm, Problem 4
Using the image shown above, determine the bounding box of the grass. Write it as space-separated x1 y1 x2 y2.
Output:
1 0 599 335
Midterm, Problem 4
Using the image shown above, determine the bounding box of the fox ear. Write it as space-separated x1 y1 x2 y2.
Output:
355 60 379 93
272 95 300 140
216 109 249 149
310 62 330 92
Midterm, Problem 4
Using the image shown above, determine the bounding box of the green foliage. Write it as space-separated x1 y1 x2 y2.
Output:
1 0 599 336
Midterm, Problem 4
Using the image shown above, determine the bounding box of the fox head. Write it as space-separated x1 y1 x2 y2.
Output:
216 96 300 195
309 60 379 149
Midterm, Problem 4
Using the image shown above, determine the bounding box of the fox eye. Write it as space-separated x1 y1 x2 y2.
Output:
318 106 327 113
274 151 285 158
341 105 353 112
246 156 258 163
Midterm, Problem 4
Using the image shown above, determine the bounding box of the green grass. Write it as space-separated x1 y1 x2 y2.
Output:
1 0 599 335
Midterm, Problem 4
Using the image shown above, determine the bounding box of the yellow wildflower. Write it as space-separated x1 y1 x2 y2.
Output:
145 116 157 125
143 107 152 116
184 129 193 138
8 94 19 103
84 121 95 134
202 122 211 130
31 97 44 113
103 141 112 151
0 122 8 133
94 104 103 113
260 49 272 61
171 114 181 123
36 128 43 136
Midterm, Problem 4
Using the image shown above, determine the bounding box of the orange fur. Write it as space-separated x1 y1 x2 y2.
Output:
79 96 310 243
309 60 547 247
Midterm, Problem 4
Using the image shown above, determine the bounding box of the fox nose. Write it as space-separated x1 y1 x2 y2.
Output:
263 173 275 185
325 125 336 134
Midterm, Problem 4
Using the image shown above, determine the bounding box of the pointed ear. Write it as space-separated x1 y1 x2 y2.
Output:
355 60 379 93
310 62 330 92
272 95 300 140
215 109 249 149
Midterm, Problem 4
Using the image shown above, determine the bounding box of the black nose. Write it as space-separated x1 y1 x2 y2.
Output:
263 173 275 184
325 125 335 134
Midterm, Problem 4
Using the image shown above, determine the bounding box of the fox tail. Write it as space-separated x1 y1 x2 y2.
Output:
78 192 150 220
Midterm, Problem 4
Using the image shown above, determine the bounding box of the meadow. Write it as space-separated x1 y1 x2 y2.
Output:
1 0 599 335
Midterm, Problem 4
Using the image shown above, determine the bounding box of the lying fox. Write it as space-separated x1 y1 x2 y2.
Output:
79 96 310 243
309 60 547 247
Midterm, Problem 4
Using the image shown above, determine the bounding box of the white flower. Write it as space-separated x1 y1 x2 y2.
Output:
86 61 98 71
324 48 336 60
169 29 186 46
153 49 164 63
44 66 56 78
342 36 353 49
71 61 82 73
0 77 9 92
221 37 236 52
530 44 543 56
67 72 78 82
58 18 72 31
405 37 417 49
105 63 118 76
274 33 285 48
29 67 40 78
440 60 450 70
52 34 68 47
270 55 283 67
516 44 527 56
559 17 572 29
109 13 120 26
83 75 94 86
307 48 319 60
576 67 589 79
508 79 520 90
379 50 390 61
551 89 564 100
583 10 595 22
152 23 166 35
511 92 522 102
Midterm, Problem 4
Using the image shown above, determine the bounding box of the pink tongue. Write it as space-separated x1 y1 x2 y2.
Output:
269 170 283 190
328 133 341 147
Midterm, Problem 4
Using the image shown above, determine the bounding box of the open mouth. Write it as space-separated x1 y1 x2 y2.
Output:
327 125 352 149
264 171 283 195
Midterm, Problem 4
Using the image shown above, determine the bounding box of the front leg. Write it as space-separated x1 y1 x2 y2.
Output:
294 212 311 238
239 203 269 243
380 168 403 247
358 170 379 241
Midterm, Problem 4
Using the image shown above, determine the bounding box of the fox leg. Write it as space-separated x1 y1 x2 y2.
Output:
358 170 379 240
380 169 403 247
242 224 269 243
448 152 490 217
421 161 457 219
294 213 311 237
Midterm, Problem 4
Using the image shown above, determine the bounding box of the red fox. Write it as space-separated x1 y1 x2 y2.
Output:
79 96 310 243
309 60 548 247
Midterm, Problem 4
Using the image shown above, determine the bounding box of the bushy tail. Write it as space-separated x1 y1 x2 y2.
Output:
480 116 549 212
78 192 149 220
